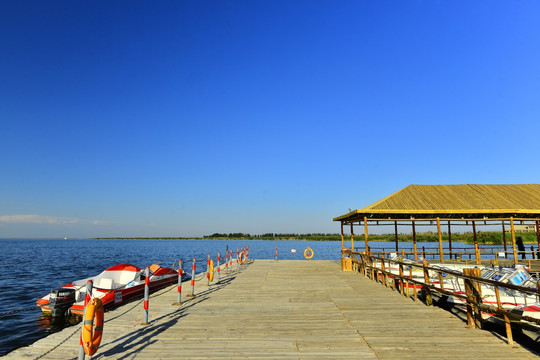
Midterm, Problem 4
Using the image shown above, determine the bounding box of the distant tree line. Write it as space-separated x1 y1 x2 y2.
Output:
203 231 540 244
97 231 539 245
204 233 342 240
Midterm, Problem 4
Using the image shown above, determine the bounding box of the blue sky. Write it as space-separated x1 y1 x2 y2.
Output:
1 1 539 238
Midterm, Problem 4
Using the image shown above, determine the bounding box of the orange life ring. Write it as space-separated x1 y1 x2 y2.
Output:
239 252 246 264
304 248 314 260
82 298 104 356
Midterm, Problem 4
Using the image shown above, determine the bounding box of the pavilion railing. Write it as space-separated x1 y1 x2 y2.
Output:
357 246 540 262
347 251 540 346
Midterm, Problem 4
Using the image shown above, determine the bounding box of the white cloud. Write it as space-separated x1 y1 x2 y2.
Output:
0 214 79 225
92 220 110 225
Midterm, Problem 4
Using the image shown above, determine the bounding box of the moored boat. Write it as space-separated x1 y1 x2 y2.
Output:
37 263 182 317
368 254 540 318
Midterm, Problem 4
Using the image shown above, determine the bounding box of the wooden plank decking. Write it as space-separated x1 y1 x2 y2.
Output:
5 260 537 359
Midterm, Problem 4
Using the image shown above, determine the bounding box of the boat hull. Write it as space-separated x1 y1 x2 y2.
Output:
37 264 181 317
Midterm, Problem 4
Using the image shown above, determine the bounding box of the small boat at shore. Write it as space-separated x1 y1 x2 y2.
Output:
37 263 181 317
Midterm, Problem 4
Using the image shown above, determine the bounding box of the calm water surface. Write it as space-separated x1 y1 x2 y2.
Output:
0 238 482 355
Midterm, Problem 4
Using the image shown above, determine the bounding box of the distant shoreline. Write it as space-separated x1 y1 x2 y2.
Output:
93 237 331 241
93 231 539 245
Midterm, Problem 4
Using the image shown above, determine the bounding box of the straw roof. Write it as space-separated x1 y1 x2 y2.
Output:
334 184 540 222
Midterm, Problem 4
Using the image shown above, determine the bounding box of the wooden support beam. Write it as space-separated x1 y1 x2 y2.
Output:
412 219 417 261
536 220 540 259
364 217 369 255
502 221 508 259
394 221 399 252
510 217 517 264
340 222 345 251
448 221 453 259
350 223 355 252
437 217 444 263
472 221 480 265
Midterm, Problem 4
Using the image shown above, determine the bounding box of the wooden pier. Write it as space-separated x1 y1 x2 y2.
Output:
5 260 537 359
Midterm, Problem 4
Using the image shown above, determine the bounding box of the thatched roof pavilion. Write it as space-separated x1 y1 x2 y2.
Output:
334 184 540 264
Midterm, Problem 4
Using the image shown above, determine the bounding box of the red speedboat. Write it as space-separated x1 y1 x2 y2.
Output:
37 263 181 317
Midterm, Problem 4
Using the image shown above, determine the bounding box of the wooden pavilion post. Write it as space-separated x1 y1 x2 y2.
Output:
510 217 517 264
536 220 540 257
364 217 369 255
412 218 418 261
447 221 453 259
394 221 399 252
350 223 355 253
340 222 345 251
472 221 480 265
436 217 444 263
502 221 508 259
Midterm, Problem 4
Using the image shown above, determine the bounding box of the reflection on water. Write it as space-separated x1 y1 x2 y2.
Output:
36 313 79 332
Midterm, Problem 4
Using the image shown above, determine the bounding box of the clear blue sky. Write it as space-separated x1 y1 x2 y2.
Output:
1 1 539 238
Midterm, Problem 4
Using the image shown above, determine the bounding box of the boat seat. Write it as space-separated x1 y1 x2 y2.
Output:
117 272 138 284
95 278 114 289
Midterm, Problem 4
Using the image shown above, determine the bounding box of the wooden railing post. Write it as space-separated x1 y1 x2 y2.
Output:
399 263 405 296
363 254 368 278
411 267 416 301
381 254 387 287
370 257 375 282
423 261 432 306
494 286 513 345
463 268 483 329
463 268 475 328
471 268 483 329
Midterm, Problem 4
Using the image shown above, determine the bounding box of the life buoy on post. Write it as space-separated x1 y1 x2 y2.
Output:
239 252 246 264
304 248 314 260
208 260 214 282
82 298 104 356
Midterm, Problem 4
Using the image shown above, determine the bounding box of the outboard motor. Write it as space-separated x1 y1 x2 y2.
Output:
49 288 77 317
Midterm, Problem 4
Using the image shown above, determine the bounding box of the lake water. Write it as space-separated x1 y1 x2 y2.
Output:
0 238 486 355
